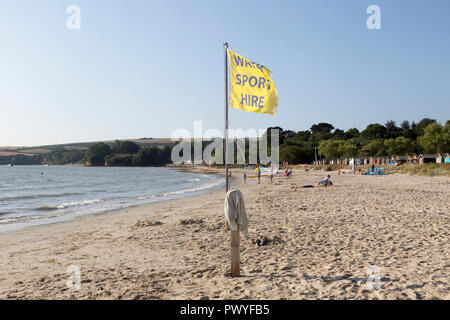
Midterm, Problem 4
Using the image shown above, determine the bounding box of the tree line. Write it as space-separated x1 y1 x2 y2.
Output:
277 118 449 164
0 140 173 166
83 140 172 166
2 118 448 166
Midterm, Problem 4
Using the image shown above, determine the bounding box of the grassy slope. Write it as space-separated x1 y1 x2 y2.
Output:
0 138 175 156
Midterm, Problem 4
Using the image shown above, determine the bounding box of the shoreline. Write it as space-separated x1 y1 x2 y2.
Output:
0 169 448 299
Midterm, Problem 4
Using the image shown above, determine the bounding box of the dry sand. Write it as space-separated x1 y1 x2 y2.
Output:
0 169 448 300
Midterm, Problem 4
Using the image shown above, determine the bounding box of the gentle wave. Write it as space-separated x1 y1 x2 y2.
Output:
137 179 223 200
36 199 104 211
36 205 57 211
56 199 104 209
0 214 58 224
0 192 83 202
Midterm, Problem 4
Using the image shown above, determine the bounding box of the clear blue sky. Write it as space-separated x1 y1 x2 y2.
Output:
1 0 449 146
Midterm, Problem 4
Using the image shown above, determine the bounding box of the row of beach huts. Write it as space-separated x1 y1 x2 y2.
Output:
315 153 450 166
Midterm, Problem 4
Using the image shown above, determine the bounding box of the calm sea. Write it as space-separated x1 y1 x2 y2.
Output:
0 165 224 233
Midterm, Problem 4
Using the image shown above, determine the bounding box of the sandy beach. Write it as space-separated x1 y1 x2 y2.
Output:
0 169 448 300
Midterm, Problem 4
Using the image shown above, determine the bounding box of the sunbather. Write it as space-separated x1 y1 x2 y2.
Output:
317 175 333 187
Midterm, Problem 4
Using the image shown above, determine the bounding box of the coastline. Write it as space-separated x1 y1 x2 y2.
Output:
0 169 448 299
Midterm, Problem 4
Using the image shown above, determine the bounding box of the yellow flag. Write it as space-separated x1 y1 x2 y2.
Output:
228 49 278 115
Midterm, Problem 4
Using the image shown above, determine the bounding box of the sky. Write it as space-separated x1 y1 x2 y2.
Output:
1 0 449 146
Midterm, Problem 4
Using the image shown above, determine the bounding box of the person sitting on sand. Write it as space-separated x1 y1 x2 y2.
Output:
317 175 333 187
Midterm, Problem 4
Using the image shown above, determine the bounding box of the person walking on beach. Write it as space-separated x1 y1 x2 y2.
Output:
269 166 274 183
243 172 247 184
257 167 261 184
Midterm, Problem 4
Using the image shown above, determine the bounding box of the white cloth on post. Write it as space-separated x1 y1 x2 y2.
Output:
224 189 248 235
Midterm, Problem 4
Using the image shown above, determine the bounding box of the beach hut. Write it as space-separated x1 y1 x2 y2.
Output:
408 154 419 164
369 156 376 165
350 158 362 166
363 157 369 165
395 155 408 165
444 153 450 164
376 156 382 165
418 154 436 164
356 158 363 166
342 158 348 166
436 154 443 164
388 156 397 166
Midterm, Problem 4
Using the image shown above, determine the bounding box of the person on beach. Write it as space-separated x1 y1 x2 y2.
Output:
243 172 247 184
269 167 274 183
257 167 261 184
317 174 333 187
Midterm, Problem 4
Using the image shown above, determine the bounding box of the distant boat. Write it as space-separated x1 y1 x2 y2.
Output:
8 164 12 167
44 164 49 167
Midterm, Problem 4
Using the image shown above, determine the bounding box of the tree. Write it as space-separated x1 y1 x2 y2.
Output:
341 141 359 158
111 140 140 154
264 127 296 144
346 128 360 139
400 120 410 131
418 122 450 153
105 154 133 166
279 144 312 164
84 142 111 166
294 130 312 142
332 129 346 140
384 120 401 139
310 123 334 135
360 124 386 140
415 118 436 136
132 146 172 166
318 140 344 159
361 140 386 156
384 136 415 155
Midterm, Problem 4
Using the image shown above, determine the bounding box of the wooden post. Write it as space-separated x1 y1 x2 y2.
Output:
231 225 240 276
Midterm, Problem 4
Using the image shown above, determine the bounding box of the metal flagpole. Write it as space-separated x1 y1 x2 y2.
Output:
224 42 229 192
224 42 239 277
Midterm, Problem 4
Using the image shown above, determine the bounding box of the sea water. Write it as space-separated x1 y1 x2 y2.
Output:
0 165 224 233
